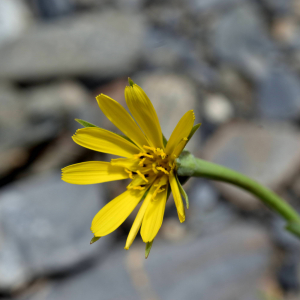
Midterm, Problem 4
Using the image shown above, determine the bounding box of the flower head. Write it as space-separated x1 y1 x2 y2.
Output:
62 78 200 257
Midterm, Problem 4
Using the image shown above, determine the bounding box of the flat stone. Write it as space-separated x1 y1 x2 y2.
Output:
203 121 300 209
20 224 272 300
0 11 145 81
211 2 275 80
0 172 110 291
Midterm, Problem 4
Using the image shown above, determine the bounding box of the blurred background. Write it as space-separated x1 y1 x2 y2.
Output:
1 0 300 299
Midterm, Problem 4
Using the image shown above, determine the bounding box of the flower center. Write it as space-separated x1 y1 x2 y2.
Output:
123 145 175 193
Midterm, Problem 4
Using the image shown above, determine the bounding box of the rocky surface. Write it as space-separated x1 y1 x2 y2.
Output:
18 224 273 300
0 11 145 81
1 0 300 298
0 172 111 291
203 121 300 209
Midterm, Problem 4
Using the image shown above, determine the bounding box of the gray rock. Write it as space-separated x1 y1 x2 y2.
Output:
0 11 145 81
261 0 293 15
188 0 246 13
203 121 300 209
25 81 95 132
21 224 272 300
0 172 111 291
187 180 236 235
211 2 275 80
272 215 300 251
0 0 31 48
145 225 272 300
257 66 300 120
0 83 59 152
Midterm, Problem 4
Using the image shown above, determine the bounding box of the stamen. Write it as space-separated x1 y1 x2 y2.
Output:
143 145 156 152
132 186 146 190
124 168 134 179
139 157 146 166
156 166 169 175
152 163 159 174
136 170 149 182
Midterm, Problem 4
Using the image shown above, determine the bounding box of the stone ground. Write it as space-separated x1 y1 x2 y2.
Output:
0 0 300 299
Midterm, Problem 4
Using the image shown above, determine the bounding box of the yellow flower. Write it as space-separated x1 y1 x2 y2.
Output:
62 78 199 255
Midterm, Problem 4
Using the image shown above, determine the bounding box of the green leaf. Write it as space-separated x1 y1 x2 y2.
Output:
285 222 300 238
162 134 168 147
75 119 98 128
187 123 201 141
176 174 189 209
145 240 153 259
90 236 100 244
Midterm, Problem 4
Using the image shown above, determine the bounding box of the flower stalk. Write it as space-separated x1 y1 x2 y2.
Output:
176 151 300 239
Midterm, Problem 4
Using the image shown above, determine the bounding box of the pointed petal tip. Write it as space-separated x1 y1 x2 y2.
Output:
90 236 101 244
128 77 134 87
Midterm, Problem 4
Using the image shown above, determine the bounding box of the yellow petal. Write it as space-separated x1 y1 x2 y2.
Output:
96 94 149 150
170 172 185 223
165 110 195 156
125 187 155 249
140 188 168 242
110 158 140 170
72 127 139 158
91 189 145 237
62 161 129 185
125 84 164 149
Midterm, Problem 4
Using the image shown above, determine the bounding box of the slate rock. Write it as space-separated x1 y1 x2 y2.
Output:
0 172 110 291
203 121 300 209
0 11 145 81
211 2 275 80
20 224 272 300
257 66 300 120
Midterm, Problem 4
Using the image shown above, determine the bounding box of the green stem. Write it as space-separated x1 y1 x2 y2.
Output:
177 152 300 238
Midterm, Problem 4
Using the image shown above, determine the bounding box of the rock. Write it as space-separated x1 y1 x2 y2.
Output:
272 17 298 45
261 0 293 15
202 121 300 209
0 81 95 170
144 225 272 300
22 224 272 300
29 0 75 20
272 216 300 251
0 11 145 81
218 67 254 118
0 84 59 177
257 66 300 120
188 0 246 13
144 29 217 88
203 94 234 124
211 2 275 80
136 73 201 152
186 179 236 235
0 172 111 291
0 0 31 48
25 81 95 132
